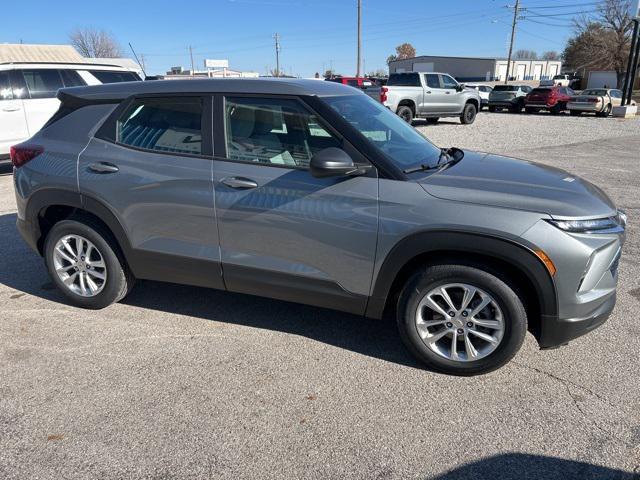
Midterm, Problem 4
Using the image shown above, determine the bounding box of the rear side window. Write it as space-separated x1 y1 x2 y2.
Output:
387 73 420 87
424 74 440 89
117 97 203 155
59 69 86 87
89 70 141 83
21 69 64 98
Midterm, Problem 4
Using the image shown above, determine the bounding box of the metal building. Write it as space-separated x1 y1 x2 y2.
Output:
388 55 562 82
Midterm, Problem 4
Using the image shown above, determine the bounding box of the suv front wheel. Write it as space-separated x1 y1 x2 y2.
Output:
397 264 527 375
44 217 134 309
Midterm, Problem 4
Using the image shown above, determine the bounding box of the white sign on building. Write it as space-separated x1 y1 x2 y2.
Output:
205 59 229 69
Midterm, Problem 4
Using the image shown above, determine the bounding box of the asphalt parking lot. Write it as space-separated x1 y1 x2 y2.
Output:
1 112 639 480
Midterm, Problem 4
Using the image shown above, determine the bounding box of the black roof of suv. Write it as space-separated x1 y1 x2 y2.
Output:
60 78 353 103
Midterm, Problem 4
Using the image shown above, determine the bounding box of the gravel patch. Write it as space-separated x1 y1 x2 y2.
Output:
416 111 640 153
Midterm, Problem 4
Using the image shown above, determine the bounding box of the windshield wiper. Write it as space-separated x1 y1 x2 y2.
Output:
402 147 461 174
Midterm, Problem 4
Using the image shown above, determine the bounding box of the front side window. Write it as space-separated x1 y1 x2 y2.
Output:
21 69 64 99
324 94 441 171
117 97 203 155
224 97 341 168
441 75 458 89
424 74 440 89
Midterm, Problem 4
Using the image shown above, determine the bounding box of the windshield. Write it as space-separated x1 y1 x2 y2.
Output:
583 89 607 96
323 94 440 169
493 85 518 91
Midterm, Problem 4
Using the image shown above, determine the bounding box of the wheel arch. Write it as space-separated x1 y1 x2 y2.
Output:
365 230 559 342
397 99 416 114
465 98 480 110
26 189 133 265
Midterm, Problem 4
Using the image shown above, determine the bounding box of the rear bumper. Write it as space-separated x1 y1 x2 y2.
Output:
489 100 518 107
568 103 600 112
525 102 553 109
539 293 615 348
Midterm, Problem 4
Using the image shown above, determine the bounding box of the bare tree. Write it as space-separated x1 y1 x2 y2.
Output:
542 51 561 61
69 28 122 58
515 49 538 60
567 0 633 85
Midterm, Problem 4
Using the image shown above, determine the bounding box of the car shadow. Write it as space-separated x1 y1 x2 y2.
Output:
429 453 637 480
0 212 420 369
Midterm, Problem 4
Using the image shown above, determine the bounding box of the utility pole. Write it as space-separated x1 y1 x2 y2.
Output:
273 33 281 77
505 0 520 85
189 46 195 76
356 0 362 78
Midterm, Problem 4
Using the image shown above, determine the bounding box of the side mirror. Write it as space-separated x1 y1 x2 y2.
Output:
455 84 464 92
309 147 366 178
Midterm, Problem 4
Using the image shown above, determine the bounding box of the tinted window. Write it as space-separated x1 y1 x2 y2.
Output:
441 75 458 89
346 79 360 87
493 85 518 91
225 96 341 168
0 71 13 100
21 69 64 99
59 69 86 87
610 90 622 98
89 70 141 83
117 97 203 155
531 88 551 95
387 73 421 87
424 74 440 89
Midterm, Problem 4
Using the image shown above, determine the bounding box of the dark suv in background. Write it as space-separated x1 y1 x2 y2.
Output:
11 79 626 375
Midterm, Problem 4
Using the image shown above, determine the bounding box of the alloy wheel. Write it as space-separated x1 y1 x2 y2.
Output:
414 283 505 362
52 234 107 297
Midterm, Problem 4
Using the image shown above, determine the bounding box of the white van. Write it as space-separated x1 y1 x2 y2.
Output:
1 63 142 162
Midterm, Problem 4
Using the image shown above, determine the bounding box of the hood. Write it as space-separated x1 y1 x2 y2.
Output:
417 151 617 218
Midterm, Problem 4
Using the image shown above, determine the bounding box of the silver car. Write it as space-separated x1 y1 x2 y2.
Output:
11 79 626 375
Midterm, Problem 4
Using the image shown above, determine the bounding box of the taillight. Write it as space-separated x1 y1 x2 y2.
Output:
380 86 388 103
10 144 44 168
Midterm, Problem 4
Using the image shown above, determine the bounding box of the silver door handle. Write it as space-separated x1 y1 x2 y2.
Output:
222 177 258 189
2 106 21 112
445 91 451 94
88 162 119 174
426 91 431 94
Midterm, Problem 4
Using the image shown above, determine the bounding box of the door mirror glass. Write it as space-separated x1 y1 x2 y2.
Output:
309 147 362 178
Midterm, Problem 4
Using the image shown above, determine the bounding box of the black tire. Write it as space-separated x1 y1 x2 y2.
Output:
488 106 497 113
460 103 477 124
44 217 134 309
510 100 524 113
596 103 612 117
525 107 538 114
550 103 563 115
426 117 439 125
396 105 414 123
396 264 527 376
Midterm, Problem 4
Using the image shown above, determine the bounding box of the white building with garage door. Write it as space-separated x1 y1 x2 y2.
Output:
388 55 562 83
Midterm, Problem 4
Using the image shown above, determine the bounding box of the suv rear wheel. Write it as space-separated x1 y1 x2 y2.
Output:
460 103 477 124
44 218 134 309
397 264 527 375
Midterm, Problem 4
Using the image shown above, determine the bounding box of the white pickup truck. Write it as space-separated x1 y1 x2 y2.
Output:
380 72 481 125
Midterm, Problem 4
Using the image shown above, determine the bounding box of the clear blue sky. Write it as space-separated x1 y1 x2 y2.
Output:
4 0 588 77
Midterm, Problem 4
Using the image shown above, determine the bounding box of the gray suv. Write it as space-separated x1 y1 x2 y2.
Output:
11 79 626 375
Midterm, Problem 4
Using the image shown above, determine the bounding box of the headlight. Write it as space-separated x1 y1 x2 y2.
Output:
547 214 624 233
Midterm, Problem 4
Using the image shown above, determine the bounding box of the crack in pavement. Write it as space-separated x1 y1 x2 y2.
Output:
512 361 637 449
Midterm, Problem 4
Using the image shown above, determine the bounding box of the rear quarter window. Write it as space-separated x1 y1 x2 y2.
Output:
89 70 142 83
21 69 64 98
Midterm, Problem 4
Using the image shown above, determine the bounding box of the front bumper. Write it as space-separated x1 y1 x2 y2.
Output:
539 293 615 348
